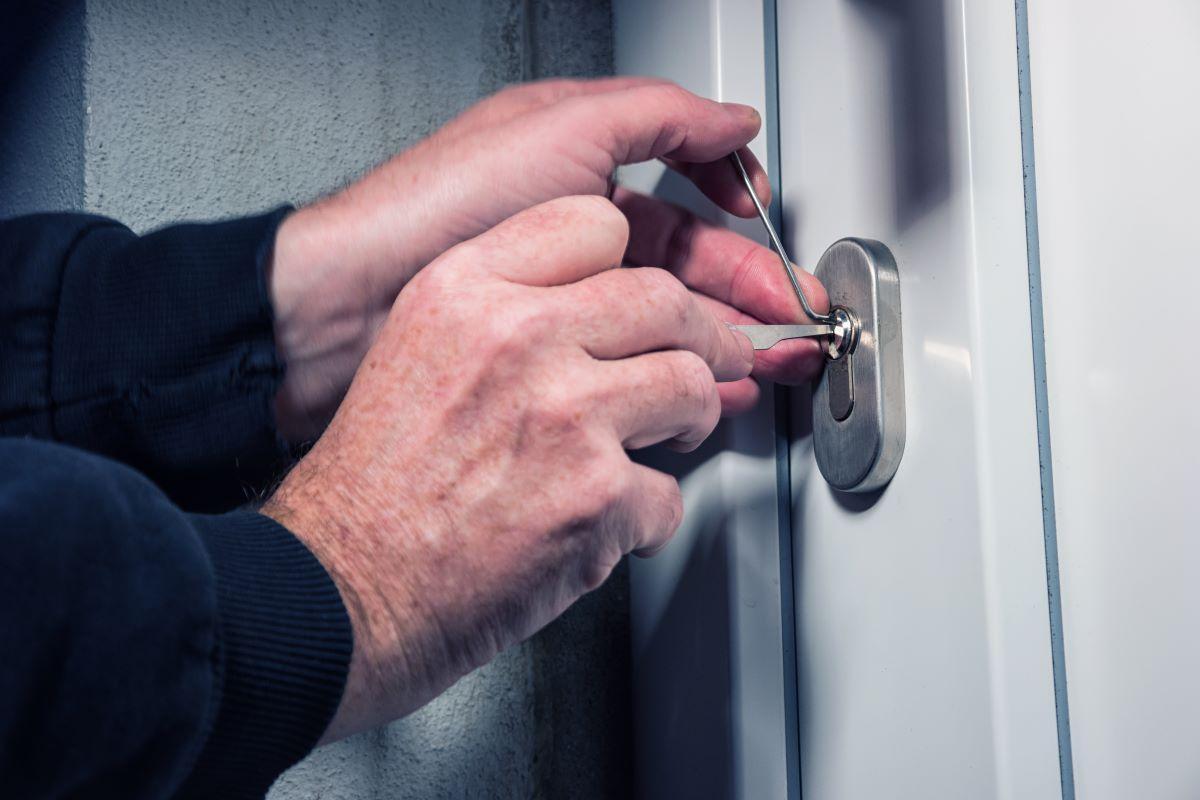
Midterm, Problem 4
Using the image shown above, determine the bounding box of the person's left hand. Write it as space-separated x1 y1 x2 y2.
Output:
269 77 828 441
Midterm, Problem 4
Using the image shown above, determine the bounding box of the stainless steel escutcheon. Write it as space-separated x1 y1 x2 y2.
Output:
812 238 906 493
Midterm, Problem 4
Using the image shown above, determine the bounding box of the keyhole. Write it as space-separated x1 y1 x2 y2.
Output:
825 306 860 422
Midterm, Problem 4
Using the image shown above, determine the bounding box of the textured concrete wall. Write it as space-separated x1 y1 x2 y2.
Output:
3 1 627 797
83 0 534 229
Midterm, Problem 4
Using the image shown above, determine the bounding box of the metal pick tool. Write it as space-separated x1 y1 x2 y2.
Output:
730 323 834 351
726 150 843 351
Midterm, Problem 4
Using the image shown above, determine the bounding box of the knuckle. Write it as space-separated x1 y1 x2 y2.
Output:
481 303 522 342
640 268 690 321
578 451 630 513
580 547 620 591
664 210 698 272
550 192 609 217
494 78 575 110
642 82 691 113
652 484 685 548
478 330 518 365
579 195 630 243
534 388 576 431
727 245 771 307
668 350 716 403
529 379 590 439
402 263 467 323
700 381 722 431
538 77 585 100
496 80 540 101
594 194 629 230
537 195 629 249
633 476 684 557
638 264 678 291
508 297 557 338
412 258 458 295
665 481 685 533
556 461 629 576
487 293 556 345
596 470 630 519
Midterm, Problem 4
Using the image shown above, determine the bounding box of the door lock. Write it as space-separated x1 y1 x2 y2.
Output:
811 238 905 493
727 152 905 493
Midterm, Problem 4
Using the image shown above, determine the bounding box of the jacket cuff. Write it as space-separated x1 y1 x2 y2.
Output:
178 511 352 799
51 207 295 511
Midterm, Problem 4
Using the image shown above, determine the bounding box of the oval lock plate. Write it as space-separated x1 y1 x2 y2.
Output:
812 238 905 493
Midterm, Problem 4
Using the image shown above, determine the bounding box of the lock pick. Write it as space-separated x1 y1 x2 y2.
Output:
729 323 834 351
728 150 834 327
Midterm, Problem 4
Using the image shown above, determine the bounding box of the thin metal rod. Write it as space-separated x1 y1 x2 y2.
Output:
730 150 833 324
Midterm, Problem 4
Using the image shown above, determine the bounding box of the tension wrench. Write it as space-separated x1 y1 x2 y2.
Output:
729 323 834 351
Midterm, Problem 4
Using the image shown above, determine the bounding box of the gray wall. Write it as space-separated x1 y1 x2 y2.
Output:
84 0 614 232
2 2 629 797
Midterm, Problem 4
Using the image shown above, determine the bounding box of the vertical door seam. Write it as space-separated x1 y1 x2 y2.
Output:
1014 2 1075 797
763 0 802 797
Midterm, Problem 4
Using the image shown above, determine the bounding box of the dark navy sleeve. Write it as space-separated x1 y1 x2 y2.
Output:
0 440 352 799
0 209 293 512
0 212 353 797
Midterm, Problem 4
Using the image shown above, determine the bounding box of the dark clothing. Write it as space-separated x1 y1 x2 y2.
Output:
0 210 353 798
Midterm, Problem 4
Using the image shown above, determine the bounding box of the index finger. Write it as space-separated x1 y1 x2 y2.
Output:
473 79 769 219
529 83 764 214
612 187 829 324
440 76 672 142
544 83 773 218
555 83 760 163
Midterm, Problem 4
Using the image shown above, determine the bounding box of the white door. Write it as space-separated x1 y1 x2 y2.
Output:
1025 3 1200 798
616 0 1064 796
618 1 1199 798
779 0 1062 797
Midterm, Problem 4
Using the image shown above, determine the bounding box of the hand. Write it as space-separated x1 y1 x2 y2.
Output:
269 77 827 442
264 196 755 741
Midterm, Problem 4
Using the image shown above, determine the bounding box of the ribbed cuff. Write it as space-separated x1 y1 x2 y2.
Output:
178 511 353 799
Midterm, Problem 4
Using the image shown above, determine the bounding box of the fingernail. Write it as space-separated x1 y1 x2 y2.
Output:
724 103 760 126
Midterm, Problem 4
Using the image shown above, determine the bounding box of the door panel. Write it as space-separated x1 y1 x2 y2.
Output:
780 0 1062 796
616 1 1067 797
1027 3 1200 797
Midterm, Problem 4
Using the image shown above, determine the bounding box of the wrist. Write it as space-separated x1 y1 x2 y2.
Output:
262 461 442 742
268 204 386 444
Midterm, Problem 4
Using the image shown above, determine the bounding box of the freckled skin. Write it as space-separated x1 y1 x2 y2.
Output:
262 79 830 744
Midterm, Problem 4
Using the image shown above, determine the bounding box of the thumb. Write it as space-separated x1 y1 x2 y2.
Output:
450 195 629 287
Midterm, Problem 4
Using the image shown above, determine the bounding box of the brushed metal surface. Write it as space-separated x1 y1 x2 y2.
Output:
812 238 905 492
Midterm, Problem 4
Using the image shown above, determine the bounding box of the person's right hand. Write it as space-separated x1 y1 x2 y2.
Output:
263 195 755 743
